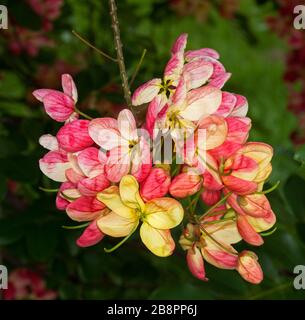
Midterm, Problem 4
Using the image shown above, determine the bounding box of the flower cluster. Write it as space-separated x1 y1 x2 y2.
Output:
3 268 57 300
35 34 276 284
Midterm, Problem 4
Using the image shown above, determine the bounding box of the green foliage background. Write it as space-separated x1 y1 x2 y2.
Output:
0 0 305 299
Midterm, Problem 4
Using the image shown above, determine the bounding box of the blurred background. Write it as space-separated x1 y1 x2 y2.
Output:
0 0 305 300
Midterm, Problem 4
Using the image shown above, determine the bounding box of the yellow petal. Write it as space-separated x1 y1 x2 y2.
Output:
246 211 276 232
204 220 242 245
119 175 145 211
145 197 184 229
140 222 175 257
97 211 138 237
97 185 136 219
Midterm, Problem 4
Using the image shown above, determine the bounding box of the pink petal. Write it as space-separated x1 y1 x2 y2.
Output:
187 246 208 281
56 182 76 210
77 174 110 196
214 92 237 117
61 74 78 102
183 59 213 90
76 220 105 247
140 167 171 201
237 215 264 246
201 189 221 206
164 52 184 82
202 245 238 269
171 33 188 55
88 118 120 150
209 72 231 89
230 94 249 117
131 78 161 106
181 85 222 121
169 172 202 198
65 168 85 184
145 96 167 136
66 196 106 222
105 146 131 183
131 137 152 182
41 91 75 122
225 117 251 144
57 120 94 153
171 76 187 106
118 109 137 141
39 150 71 182
185 48 220 61
33 89 57 102
222 175 258 195
39 134 59 151
77 147 106 178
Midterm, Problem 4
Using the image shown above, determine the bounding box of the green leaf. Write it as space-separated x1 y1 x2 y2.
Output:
0 72 26 99
0 101 37 118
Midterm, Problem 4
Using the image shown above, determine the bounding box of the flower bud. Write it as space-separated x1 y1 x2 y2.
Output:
236 250 263 284
169 172 201 198
140 167 171 201
187 246 208 281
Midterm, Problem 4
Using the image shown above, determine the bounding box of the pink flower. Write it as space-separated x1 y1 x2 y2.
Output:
132 34 188 107
221 142 273 195
3 268 57 300
33 74 77 122
89 109 152 183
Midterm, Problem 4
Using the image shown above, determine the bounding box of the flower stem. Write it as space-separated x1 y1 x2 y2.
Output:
108 0 133 110
75 107 93 120
39 187 59 193
200 225 238 256
72 30 117 62
201 217 235 225
200 192 232 218
130 48 147 87
62 222 90 230
256 180 280 194
104 225 137 253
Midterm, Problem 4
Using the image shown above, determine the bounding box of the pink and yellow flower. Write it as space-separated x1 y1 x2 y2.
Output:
97 175 184 257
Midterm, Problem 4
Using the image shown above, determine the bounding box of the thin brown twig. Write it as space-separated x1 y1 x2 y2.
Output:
108 0 133 110
72 30 117 62
130 48 147 87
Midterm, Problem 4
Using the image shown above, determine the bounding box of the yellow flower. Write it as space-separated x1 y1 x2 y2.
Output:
97 175 184 257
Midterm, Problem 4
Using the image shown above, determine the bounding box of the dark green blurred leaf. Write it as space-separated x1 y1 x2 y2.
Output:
26 224 59 262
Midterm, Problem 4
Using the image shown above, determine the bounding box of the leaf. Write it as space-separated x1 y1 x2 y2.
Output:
0 72 26 99
0 101 36 118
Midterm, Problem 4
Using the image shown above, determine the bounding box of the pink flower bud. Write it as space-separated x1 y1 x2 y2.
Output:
236 215 264 246
187 246 208 281
236 250 263 284
140 167 171 201
57 120 94 153
169 172 202 198
76 220 104 247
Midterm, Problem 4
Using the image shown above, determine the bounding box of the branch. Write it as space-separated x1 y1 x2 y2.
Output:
72 30 117 62
108 0 133 110
130 48 147 87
